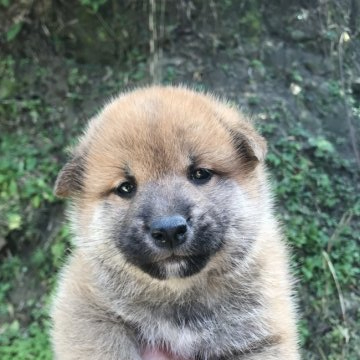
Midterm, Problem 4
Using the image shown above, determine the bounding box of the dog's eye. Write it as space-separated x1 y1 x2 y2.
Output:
114 181 136 198
189 168 213 184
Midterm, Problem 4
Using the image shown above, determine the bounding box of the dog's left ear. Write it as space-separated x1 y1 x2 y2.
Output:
217 107 267 168
229 125 267 167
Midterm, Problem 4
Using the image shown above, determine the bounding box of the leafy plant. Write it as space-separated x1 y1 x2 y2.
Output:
6 22 23 42
261 112 360 358
80 0 108 12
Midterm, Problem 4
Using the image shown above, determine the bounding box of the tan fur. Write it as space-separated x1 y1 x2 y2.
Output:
51 86 299 359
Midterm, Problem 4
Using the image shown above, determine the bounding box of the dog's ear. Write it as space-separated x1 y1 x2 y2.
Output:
215 106 267 169
54 152 86 198
225 119 267 172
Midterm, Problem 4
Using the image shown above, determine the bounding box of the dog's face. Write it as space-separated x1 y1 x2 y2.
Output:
55 87 267 280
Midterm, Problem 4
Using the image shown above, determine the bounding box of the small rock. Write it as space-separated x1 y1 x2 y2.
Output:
290 83 302 95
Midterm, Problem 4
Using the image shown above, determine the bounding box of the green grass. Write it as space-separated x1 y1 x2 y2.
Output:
0 56 71 360
0 317 52 360
260 106 360 359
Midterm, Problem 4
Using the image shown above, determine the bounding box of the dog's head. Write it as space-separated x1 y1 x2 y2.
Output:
55 86 268 280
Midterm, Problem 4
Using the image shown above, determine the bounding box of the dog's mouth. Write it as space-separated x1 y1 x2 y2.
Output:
139 253 211 280
152 251 209 264
119 228 225 280
156 253 203 264
156 254 184 264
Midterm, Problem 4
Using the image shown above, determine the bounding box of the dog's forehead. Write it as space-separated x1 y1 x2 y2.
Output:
87 92 235 175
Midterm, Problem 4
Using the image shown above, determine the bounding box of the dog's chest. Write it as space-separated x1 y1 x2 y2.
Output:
121 299 219 358
139 322 201 360
118 295 269 360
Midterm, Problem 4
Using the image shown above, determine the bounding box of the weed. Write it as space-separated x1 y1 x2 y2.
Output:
260 103 360 358
80 0 108 13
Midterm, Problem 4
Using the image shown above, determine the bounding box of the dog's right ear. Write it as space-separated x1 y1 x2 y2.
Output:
54 153 86 198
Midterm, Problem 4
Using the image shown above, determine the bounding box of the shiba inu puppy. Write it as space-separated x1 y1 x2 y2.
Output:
51 86 299 359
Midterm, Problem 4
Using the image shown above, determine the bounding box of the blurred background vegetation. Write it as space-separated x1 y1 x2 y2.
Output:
0 0 359 359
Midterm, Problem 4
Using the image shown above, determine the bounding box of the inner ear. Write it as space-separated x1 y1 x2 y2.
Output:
230 129 267 163
214 111 267 168
54 154 86 198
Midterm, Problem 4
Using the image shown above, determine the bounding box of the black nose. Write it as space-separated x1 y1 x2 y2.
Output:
150 215 188 249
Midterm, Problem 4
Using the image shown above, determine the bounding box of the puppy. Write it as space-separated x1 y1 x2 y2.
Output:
51 86 299 360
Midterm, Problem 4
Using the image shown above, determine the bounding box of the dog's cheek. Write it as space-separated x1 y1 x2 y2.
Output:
192 212 227 254
205 180 258 253
86 202 124 244
111 214 157 268
117 227 149 263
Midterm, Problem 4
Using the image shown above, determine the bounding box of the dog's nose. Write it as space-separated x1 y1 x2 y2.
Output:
150 215 188 249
